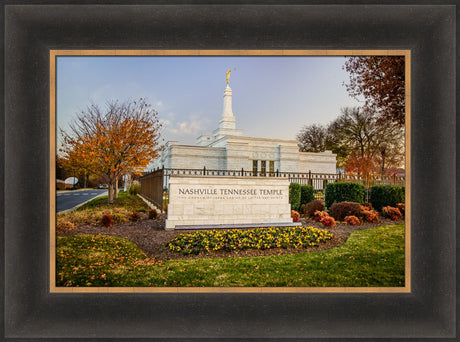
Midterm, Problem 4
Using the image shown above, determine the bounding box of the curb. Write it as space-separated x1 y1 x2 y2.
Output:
137 194 161 212
57 188 98 194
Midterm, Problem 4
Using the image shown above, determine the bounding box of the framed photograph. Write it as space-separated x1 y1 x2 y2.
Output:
3 2 456 340
51 50 410 294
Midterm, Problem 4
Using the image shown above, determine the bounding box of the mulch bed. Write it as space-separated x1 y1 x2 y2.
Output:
57 215 403 261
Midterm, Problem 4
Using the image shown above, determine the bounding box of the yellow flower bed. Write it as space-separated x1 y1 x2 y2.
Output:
168 226 334 255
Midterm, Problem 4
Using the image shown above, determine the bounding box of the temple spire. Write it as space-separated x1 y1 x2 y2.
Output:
222 85 234 120
212 71 242 138
220 69 236 129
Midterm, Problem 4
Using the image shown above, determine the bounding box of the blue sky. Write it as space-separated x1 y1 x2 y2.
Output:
57 56 362 145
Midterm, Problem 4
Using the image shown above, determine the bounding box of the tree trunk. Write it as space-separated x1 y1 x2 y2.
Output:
380 151 386 176
108 182 114 204
114 177 119 200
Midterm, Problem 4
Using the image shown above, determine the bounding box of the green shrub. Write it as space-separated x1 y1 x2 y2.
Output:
300 184 315 205
128 180 141 195
369 185 405 212
299 204 306 215
329 201 363 221
304 200 325 218
325 182 365 208
289 183 302 211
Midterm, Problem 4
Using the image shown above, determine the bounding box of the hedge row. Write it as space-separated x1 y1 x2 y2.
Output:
289 183 314 211
289 183 301 211
325 183 405 211
370 185 405 212
325 182 365 208
290 182 405 213
300 184 315 207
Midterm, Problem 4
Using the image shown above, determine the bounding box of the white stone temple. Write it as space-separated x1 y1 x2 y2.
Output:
154 80 337 174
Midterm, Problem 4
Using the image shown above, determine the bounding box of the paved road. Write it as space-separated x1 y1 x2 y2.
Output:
56 189 108 212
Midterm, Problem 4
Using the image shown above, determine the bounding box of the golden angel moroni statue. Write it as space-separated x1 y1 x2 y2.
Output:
226 68 236 84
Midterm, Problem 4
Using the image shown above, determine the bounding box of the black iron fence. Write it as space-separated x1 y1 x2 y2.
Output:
139 167 405 210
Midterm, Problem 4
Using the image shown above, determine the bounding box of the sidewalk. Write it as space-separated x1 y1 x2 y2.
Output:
57 188 98 194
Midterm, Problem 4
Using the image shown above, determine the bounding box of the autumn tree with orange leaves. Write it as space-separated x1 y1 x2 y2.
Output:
60 98 163 204
343 56 405 126
59 140 99 188
328 107 404 176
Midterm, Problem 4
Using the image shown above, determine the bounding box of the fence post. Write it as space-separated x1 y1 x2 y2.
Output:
203 166 206 175
241 168 244 176
276 169 279 177
308 170 312 186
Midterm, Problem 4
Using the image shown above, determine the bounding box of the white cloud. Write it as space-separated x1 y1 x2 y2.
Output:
166 111 176 120
161 115 212 144
168 120 203 135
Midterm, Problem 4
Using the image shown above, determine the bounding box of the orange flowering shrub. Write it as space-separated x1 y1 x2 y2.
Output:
312 210 329 222
382 206 402 221
360 204 372 212
345 215 360 225
291 210 300 222
363 210 379 223
320 215 336 227
396 203 405 216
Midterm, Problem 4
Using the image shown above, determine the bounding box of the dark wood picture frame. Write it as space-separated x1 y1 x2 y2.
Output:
2 2 456 340
49 48 411 294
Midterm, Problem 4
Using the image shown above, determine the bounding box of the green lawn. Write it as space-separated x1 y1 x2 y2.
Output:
56 224 405 287
77 190 148 212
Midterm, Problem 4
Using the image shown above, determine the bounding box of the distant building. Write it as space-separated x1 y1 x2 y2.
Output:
154 82 336 174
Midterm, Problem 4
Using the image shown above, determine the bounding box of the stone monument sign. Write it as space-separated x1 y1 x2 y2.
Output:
166 175 293 229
